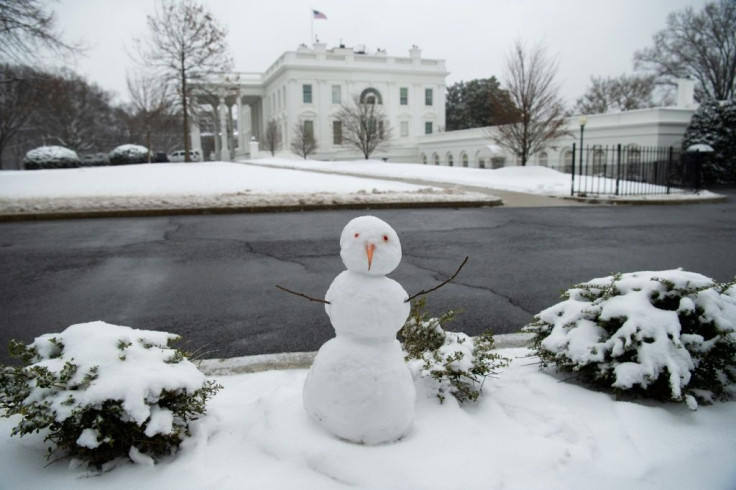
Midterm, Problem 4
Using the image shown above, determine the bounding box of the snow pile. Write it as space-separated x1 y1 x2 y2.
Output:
23 146 80 170
524 270 736 408
1 322 219 467
2 348 735 489
109 144 149 165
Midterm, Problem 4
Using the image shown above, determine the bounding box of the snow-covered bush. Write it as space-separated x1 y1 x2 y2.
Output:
400 298 509 403
79 152 110 167
109 144 149 165
23 146 81 170
524 270 736 409
0 321 221 468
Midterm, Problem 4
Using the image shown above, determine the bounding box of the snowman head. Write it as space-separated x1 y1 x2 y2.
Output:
340 216 402 276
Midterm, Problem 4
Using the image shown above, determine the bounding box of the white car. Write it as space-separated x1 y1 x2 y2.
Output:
168 150 201 162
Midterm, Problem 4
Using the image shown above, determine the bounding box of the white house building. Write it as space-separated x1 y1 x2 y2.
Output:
192 42 447 161
192 43 697 167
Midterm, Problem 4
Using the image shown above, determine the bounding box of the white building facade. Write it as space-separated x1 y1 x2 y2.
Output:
193 44 696 166
192 43 447 161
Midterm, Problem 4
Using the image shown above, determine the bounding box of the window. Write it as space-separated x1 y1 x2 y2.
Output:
538 151 549 167
425 88 433 106
425 121 433 135
461 152 468 167
333 120 342 145
304 120 314 137
400 121 409 137
421 153 427 164
332 85 341 104
303 84 312 104
360 87 382 104
400 87 408 105
433 153 440 165
447 153 454 166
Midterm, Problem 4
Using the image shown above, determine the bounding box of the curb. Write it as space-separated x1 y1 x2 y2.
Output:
0 198 503 222
561 195 728 205
197 332 535 376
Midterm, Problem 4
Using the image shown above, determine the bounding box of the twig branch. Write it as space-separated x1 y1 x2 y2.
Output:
276 285 330 305
405 256 469 303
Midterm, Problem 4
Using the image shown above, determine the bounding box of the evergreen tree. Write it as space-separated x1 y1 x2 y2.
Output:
445 77 517 131
683 99 736 183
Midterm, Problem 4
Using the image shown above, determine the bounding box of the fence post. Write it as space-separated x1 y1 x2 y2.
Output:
666 147 673 195
615 144 621 196
570 143 576 197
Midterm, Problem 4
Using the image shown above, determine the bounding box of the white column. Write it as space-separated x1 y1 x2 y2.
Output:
237 96 246 154
219 98 230 161
190 120 202 156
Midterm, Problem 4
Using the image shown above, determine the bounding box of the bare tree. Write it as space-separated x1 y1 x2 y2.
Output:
127 71 172 161
634 0 736 101
135 0 231 162
337 95 392 159
0 64 48 168
574 74 670 114
493 40 568 166
0 0 80 63
263 119 282 156
290 121 317 160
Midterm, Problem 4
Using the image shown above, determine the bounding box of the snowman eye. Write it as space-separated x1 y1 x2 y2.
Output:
354 233 360 238
383 235 389 242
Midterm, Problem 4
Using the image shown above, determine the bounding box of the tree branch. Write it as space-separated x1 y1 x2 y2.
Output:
276 285 330 305
405 256 469 303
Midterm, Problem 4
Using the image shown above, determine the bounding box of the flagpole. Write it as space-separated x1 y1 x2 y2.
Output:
310 8 313 45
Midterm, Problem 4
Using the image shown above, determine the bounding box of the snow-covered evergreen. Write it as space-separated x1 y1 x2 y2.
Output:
683 99 736 183
108 144 149 165
23 146 80 170
524 269 736 408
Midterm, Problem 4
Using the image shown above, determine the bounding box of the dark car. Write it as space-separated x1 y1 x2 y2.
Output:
152 152 169 163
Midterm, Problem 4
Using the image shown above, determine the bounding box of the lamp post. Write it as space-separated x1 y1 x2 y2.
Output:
578 116 587 172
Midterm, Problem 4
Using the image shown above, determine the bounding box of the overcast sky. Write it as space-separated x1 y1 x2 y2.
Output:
53 0 707 109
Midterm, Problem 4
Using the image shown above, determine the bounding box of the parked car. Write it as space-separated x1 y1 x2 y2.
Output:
168 149 201 162
152 152 169 163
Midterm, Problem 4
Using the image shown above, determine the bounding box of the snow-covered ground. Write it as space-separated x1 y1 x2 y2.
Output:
2 347 734 489
0 159 721 216
0 162 496 215
251 157 722 201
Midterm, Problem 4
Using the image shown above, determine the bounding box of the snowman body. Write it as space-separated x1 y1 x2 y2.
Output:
303 216 415 444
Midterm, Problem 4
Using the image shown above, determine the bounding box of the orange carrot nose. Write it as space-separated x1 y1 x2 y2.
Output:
365 243 376 270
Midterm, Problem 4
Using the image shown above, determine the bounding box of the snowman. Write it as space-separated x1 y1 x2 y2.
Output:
302 215 415 444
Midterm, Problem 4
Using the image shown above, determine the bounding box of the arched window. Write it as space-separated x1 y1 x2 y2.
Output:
592 147 605 175
433 153 440 165
360 87 383 105
538 151 548 167
447 153 454 166
478 158 486 169
461 152 468 167
421 153 427 165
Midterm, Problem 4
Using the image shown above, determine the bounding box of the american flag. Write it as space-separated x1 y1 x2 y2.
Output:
313 9 327 20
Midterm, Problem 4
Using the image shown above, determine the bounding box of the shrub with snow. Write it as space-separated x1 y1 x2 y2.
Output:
0 321 221 468
524 270 736 409
400 298 509 403
23 146 81 170
109 144 149 165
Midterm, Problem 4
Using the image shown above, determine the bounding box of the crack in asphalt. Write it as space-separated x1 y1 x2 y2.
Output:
404 258 534 316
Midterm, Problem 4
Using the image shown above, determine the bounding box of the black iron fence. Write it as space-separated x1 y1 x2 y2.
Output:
569 143 703 197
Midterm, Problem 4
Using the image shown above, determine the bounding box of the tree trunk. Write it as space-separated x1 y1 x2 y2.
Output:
181 62 190 163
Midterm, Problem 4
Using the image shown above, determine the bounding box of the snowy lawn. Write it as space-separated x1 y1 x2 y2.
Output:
1 348 734 490
0 162 495 215
251 157 722 201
